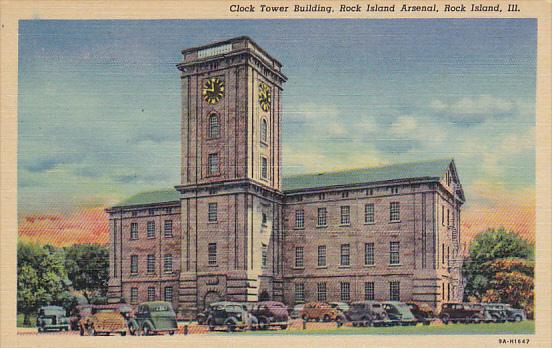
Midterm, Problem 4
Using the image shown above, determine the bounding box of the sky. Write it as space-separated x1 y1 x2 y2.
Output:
17 19 536 246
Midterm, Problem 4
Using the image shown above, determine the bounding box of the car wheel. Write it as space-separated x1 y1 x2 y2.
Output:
79 326 84 336
301 314 309 322
514 315 522 322
323 315 331 322
472 316 481 324
129 325 138 336
280 325 288 330
259 317 269 330
89 325 97 336
440 314 450 325
38 327 43 333
423 321 430 326
226 323 236 332
169 331 175 335
120 331 126 336
142 325 152 336
208 319 215 332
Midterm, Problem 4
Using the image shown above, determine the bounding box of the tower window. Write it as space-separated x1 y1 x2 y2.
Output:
207 153 219 175
208 203 218 222
261 118 268 144
261 244 268 269
261 156 268 179
209 114 220 138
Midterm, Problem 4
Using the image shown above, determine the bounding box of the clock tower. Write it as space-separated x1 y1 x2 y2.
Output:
175 37 287 318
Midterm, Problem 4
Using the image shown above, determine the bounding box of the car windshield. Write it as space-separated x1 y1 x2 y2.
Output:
40 309 64 316
397 303 410 310
94 309 116 313
227 305 242 312
151 304 171 312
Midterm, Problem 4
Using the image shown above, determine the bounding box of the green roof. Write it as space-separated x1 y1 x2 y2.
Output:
282 158 452 192
114 189 180 207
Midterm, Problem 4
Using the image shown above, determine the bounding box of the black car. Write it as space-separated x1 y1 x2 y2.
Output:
37 306 70 332
490 303 527 322
381 302 417 326
481 303 509 323
250 301 289 330
406 302 434 325
345 301 391 327
204 301 257 332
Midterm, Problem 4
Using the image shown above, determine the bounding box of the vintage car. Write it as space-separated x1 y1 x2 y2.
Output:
250 301 289 330
300 302 346 322
69 304 94 331
345 301 391 327
289 304 304 319
37 306 70 332
381 302 417 326
481 303 509 323
128 301 178 335
79 304 128 336
406 302 434 325
489 303 527 322
204 301 257 332
329 302 350 314
439 303 486 324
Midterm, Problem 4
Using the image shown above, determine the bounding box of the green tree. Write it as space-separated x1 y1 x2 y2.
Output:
463 228 534 301
64 244 109 304
17 242 71 326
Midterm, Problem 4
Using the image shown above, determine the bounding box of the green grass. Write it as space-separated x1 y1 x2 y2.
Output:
17 313 37 328
234 321 535 335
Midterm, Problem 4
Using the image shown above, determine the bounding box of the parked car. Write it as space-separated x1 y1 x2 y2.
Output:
249 301 289 330
406 302 434 325
300 302 346 322
345 301 391 327
79 304 128 336
439 303 486 324
289 304 304 319
37 306 70 332
490 303 527 322
381 302 417 326
329 302 350 314
204 301 257 332
69 304 94 331
128 301 178 335
481 303 509 323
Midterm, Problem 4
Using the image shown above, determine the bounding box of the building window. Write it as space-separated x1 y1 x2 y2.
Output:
365 282 375 301
340 244 350 266
208 153 219 175
148 209 155 216
317 282 327 301
390 242 400 265
164 220 173 237
295 209 304 229
165 207 172 214
442 243 445 264
130 255 138 275
442 282 446 301
208 243 217 266
262 244 268 269
261 118 268 143
441 205 445 225
295 247 304 268
147 254 155 274
365 243 375 266
294 283 305 303
447 283 451 301
317 207 327 227
319 193 325 200
164 254 173 273
341 191 349 198
209 114 220 138
147 221 155 239
390 187 399 194
365 203 375 224
262 212 268 225
130 222 138 240
164 287 173 302
130 287 138 304
317 245 327 267
208 203 217 222
340 282 351 302
366 188 374 196
132 211 138 217
261 156 268 179
389 281 400 301
340 206 350 225
390 202 400 222
147 287 155 301
447 208 450 226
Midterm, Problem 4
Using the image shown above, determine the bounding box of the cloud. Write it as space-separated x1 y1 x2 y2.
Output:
429 95 517 124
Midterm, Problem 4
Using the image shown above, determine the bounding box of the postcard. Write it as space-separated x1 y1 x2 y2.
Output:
1 1 550 347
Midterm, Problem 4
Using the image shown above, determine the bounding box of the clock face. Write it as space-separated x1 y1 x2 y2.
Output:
258 82 271 112
202 77 225 104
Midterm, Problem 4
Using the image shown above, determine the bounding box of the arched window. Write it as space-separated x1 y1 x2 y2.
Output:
261 118 268 144
209 114 219 138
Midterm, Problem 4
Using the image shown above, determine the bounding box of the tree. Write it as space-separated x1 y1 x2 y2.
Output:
463 228 534 301
17 241 71 326
64 244 109 304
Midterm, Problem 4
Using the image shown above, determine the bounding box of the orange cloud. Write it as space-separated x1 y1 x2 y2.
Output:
18 207 109 246
461 181 535 245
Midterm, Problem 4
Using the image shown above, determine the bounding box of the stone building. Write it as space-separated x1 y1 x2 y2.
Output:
107 37 465 318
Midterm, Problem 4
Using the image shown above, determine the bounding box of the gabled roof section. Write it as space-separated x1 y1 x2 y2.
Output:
112 189 180 208
282 158 454 192
447 159 465 202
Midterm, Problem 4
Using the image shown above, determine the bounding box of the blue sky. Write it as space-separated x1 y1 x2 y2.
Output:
18 19 536 215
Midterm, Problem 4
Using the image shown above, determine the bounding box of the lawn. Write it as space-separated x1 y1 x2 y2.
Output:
17 313 37 328
235 321 535 335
